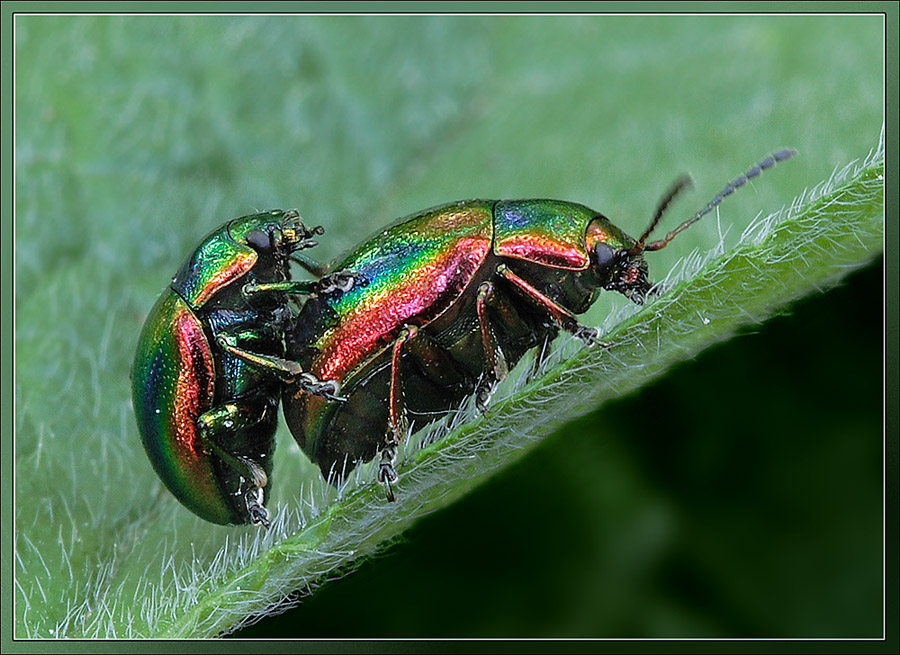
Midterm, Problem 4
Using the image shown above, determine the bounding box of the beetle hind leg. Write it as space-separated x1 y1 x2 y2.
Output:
376 326 418 502
198 399 277 526
376 324 472 502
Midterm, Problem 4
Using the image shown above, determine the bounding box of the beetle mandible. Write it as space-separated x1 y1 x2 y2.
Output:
132 209 349 526
282 150 796 501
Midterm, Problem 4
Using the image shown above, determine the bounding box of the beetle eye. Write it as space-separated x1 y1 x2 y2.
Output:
593 242 616 271
246 229 272 252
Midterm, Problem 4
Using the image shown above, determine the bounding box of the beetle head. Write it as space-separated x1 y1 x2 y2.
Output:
589 148 797 305
585 217 652 304
231 210 324 261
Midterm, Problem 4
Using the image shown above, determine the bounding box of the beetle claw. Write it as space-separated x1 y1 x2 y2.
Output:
317 269 358 295
377 441 399 502
378 464 398 502
381 475 397 503
245 488 271 528
297 373 346 402
574 325 606 347
475 377 498 414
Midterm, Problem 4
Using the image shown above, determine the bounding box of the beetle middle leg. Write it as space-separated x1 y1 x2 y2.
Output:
216 333 344 400
474 280 510 413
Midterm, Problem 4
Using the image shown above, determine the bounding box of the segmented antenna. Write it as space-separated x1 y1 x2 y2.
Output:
633 148 797 254
632 174 693 253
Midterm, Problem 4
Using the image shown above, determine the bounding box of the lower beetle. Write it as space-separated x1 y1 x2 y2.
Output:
282 150 796 500
132 209 346 526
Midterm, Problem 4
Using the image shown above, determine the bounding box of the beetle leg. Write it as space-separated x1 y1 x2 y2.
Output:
242 280 319 298
245 488 271 528
378 443 398 503
198 402 272 486
315 269 357 295
243 270 357 300
290 252 328 277
389 326 418 441
295 373 346 402
496 264 607 347
377 325 419 502
197 399 276 527
474 281 509 413
403 329 467 387
216 333 344 400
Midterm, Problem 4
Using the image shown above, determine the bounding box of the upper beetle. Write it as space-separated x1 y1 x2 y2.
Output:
282 150 796 500
132 209 346 526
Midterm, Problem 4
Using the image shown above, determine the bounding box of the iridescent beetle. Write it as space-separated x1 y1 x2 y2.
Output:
132 210 348 526
283 150 796 500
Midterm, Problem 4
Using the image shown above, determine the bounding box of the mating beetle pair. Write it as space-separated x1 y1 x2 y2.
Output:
133 149 795 525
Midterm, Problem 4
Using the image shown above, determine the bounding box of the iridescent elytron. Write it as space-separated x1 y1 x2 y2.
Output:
284 150 796 500
132 210 345 526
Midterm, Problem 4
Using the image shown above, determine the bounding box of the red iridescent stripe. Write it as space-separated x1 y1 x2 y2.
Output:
495 232 588 269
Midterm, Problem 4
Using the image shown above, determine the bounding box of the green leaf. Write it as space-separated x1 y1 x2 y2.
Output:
14 16 883 639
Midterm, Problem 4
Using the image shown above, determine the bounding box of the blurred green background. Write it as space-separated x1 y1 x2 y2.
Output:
14 15 883 638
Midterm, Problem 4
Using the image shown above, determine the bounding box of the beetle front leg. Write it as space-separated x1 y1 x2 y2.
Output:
216 333 344 400
242 280 319 299
243 269 357 300
496 264 607 347
290 252 328 278
197 399 277 528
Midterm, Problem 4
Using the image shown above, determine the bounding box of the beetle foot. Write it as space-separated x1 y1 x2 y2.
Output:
377 460 398 484
475 377 498 414
297 373 346 402
379 470 397 503
573 325 608 347
378 443 399 502
381 477 396 503
317 269 357 295
245 488 271 528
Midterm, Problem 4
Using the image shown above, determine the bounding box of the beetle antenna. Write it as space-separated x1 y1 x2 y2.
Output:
638 148 797 253
631 174 693 254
